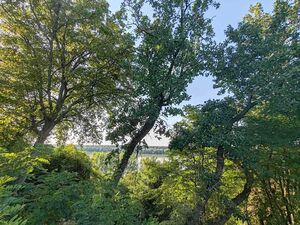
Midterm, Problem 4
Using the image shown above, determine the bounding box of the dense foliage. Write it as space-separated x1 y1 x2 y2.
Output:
0 0 299 224
0 0 133 146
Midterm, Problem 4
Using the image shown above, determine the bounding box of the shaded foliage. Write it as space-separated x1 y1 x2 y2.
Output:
0 0 299 225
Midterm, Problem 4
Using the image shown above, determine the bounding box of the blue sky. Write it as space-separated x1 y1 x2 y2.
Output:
106 0 275 146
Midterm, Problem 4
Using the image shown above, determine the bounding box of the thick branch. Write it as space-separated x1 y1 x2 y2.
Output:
207 170 254 225
230 95 257 125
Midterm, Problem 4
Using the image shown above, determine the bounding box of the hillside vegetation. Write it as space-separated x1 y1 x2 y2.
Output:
0 0 299 224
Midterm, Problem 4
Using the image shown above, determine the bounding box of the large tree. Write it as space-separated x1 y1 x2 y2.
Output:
169 99 255 225
0 0 133 146
170 1 299 224
239 106 300 224
106 0 219 184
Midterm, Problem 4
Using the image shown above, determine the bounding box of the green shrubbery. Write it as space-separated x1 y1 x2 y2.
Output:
0 145 160 225
23 171 80 224
44 145 93 179
0 177 26 225
1 141 299 224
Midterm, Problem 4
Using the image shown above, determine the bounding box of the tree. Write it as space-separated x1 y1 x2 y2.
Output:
0 0 133 146
107 0 219 184
169 1 299 224
239 107 300 225
169 100 255 225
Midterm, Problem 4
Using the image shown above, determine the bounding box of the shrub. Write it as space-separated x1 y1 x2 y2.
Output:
23 171 83 224
72 180 143 225
0 176 26 225
45 145 92 179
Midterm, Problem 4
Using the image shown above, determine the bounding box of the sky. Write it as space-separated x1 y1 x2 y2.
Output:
105 0 275 146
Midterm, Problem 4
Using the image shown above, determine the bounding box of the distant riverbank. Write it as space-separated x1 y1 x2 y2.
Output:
79 145 168 156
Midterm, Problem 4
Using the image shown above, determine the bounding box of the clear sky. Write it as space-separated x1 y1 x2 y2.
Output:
106 0 275 146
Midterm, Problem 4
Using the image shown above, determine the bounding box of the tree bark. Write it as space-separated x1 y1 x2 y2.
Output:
112 101 163 184
34 120 56 146
112 116 159 184
207 171 254 225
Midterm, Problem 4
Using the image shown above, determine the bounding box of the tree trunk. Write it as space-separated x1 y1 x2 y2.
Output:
207 171 254 225
34 121 56 146
187 202 206 225
112 111 161 184
187 97 257 225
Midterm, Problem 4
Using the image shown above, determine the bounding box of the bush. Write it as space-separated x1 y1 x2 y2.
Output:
22 171 83 225
0 145 161 225
72 180 143 225
44 145 92 179
0 176 26 225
